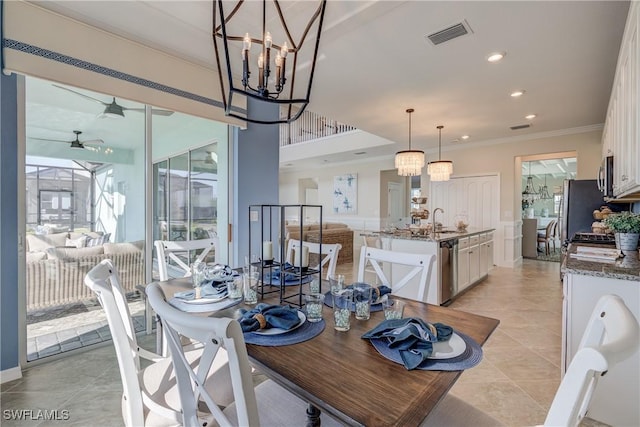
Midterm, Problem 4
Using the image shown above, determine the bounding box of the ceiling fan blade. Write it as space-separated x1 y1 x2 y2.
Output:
29 137 70 143
82 139 104 145
53 84 108 106
124 107 175 116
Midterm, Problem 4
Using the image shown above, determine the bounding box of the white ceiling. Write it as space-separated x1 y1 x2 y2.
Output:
25 1 630 166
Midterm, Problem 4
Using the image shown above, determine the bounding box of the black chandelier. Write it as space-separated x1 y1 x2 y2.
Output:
212 0 327 124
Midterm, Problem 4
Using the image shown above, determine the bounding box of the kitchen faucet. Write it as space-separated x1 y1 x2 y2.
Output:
432 207 444 237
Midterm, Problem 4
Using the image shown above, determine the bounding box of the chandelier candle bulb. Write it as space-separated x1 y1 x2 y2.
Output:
258 53 264 88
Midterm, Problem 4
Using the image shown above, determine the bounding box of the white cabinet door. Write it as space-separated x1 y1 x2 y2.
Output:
457 247 470 292
429 174 499 231
468 244 480 284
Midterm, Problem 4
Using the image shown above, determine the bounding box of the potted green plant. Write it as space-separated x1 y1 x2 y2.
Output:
602 212 640 253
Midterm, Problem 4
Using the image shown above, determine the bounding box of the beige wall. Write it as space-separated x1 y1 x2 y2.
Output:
280 129 603 225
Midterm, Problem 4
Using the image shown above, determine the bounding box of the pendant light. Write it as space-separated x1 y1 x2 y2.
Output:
538 174 552 199
522 161 540 202
395 108 425 176
427 125 453 181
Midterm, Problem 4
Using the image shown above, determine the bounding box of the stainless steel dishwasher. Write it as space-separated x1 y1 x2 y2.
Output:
438 239 458 305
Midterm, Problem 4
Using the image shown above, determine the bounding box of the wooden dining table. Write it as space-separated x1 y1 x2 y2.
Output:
148 277 500 426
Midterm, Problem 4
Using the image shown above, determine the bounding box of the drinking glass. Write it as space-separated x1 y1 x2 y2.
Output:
332 289 353 331
353 283 373 320
329 274 345 294
191 261 206 299
304 293 325 323
309 278 321 294
228 275 243 299
243 271 259 305
383 298 405 320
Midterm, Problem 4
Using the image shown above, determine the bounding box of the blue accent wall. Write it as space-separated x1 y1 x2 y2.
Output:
0 71 19 371
233 98 280 266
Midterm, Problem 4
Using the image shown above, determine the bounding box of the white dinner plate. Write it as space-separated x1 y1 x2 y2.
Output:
251 311 306 336
182 293 228 305
429 332 466 359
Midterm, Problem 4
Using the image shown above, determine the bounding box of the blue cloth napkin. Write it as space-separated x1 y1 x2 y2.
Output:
347 283 392 304
238 303 301 332
268 262 298 282
174 281 227 301
362 318 453 370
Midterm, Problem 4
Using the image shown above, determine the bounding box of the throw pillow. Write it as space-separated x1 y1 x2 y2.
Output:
85 232 111 247
65 236 88 248
46 246 104 260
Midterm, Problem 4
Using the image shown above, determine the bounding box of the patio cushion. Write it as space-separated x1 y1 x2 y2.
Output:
46 245 104 260
85 233 111 247
68 231 103 240
104 241 144 254
26 232 69 252
66 236 88 248
26 251 47 263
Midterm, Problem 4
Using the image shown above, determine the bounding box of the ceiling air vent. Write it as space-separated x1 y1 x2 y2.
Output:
426 20 472 46
510 124 531 130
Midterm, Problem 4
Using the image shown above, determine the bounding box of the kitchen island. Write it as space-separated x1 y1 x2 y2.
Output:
561 243 639 426
370 227 495 305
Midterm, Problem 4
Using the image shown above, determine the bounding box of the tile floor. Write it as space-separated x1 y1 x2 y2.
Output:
2 258 606 426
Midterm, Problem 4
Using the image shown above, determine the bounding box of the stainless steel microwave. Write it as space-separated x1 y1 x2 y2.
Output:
598 156 614 197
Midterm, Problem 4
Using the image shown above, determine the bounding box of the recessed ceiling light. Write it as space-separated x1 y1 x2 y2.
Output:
525 114 537 120
487 52 506 63
461 135 470 140
511 90 525 98
451 138 460 143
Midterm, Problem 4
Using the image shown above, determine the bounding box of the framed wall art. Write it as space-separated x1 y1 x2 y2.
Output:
333 173 357 214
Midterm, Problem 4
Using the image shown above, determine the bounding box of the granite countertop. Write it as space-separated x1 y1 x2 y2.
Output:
371 227 495 243
562 243 640 281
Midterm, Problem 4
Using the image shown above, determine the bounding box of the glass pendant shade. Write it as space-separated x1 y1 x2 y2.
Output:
396 150 425 176
428 125 453 181
427 160 453 181
396 108 424 176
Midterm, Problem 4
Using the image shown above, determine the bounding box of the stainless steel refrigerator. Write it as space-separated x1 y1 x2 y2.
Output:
558 179 629 245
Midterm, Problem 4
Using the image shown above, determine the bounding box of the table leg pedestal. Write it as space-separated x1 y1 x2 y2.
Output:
306 403 321 427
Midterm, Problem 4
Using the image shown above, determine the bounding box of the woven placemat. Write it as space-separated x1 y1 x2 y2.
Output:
244 319 325 346
323 291 386 312
369 330 483 371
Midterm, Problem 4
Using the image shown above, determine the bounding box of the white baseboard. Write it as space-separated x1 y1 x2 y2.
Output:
0 366 22 384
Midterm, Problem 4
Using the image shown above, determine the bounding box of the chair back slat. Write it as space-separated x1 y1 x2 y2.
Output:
357 247 435 302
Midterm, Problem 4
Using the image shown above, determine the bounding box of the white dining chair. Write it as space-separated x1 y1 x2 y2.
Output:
150 237 219 337
357 246 435 302
84 259 234 427
543 293 639 426
361 235 382 284
154 237 218 281
285 240 342 280
422 294 640 427
145 282 343 427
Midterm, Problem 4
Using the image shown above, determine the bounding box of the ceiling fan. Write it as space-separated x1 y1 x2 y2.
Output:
53 84 174 118
30 130 104 150
192 151 217 165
